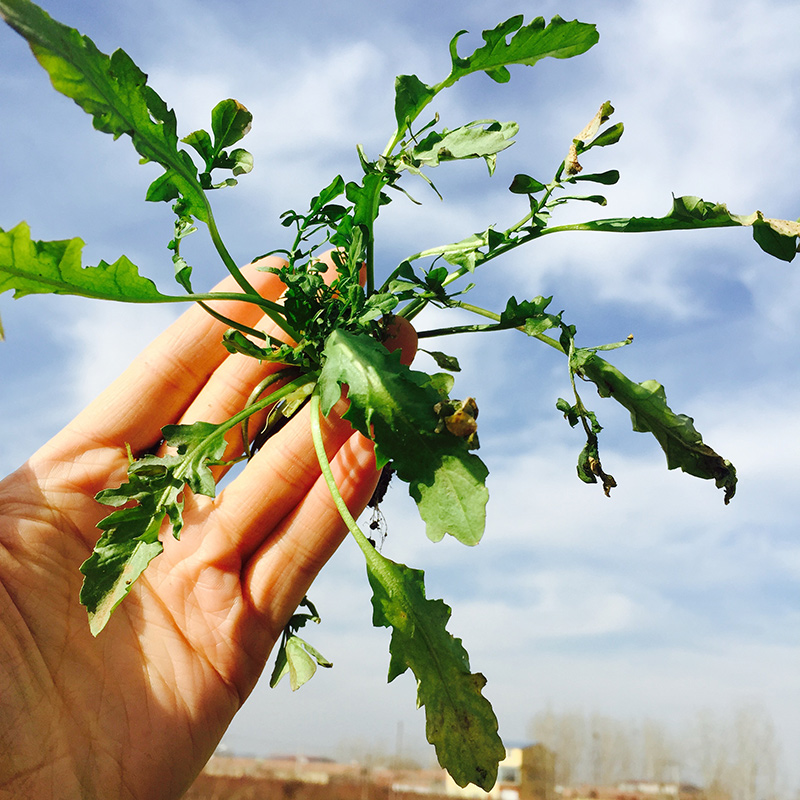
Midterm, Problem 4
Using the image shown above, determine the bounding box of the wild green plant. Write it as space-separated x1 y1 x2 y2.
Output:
1 0 797 788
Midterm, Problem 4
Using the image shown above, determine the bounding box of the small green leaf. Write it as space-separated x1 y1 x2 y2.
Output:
500 296 562 336
583 122 624 150
182 129 214 162
319 329 488 545
225 148 254 177
509 174 548 194
270 635 332 691
422 349 462 372
221 329 275 360
557 194 608 206
751 214 800 262
311 174 346 211
0 222 177 303
395 73 436 130
569 169 620 186
575 435 617 497
211 98 252 149
363 547 505 789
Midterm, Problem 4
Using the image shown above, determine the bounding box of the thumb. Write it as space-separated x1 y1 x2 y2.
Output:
380 315 418 366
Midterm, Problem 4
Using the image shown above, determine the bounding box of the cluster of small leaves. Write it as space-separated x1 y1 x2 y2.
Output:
182 99 254 190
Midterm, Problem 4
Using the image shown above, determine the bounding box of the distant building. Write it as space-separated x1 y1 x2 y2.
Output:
561 781 708 800
445 744 556 800
193 746 556 800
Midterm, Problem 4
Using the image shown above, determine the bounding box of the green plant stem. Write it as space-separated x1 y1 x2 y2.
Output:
416 323 505 337
197 302 269 340
566 344 594 440
205 203 256 294
308 392 376 560
240 369 300 457
416 300 566 354
188 290 301 342
366 233 376 297
215 373 316 440
202 202 302 339
142 375 314 534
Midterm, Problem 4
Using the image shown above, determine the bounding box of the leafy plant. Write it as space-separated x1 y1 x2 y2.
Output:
1 0 798 789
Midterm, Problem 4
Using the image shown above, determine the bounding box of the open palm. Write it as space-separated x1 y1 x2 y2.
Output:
0 261 398 799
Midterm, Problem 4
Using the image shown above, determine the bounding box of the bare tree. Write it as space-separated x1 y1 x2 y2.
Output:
730 704 779 800
528 706 588 786
529 703 785 799
588 713 635 785
640 718 679 785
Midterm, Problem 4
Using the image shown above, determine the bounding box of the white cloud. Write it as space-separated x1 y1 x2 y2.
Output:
61 301 182 411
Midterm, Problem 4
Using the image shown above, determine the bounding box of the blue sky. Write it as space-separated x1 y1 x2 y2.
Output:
1 0 799 792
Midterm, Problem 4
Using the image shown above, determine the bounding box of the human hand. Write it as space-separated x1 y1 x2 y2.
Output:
0 256 416 800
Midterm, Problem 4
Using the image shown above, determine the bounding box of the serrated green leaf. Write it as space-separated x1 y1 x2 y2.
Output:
392 15 597 139
80 420 229 634
80 461 180 635
572 349 737 503
160 421 228 496
0 0 207 219
318 329 488 545
410 120 518 174
500 295 561 336
364 547 504 789
80 530 165 637
0 221 178 303
449 15 599 82
346 173 389 228
570 196 798 262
